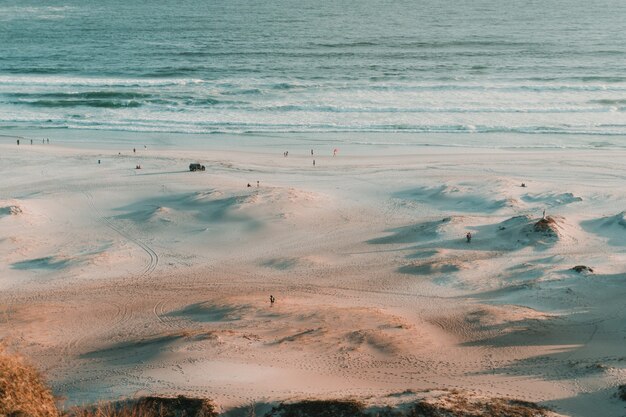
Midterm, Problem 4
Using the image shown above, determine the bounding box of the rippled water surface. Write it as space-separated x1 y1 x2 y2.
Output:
0 0 625 135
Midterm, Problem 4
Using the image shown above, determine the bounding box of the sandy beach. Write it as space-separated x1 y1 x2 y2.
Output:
1 130 625 416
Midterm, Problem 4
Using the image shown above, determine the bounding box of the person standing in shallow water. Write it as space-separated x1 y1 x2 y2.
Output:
466 232 472 243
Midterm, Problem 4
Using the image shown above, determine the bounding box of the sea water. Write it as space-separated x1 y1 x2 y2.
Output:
0 0 625 137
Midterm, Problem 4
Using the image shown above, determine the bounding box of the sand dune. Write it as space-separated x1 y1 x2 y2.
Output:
1 135 625 416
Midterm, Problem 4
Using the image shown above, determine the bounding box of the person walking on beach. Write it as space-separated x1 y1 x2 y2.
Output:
133 147 136 153
311 149 314 156
269 295 275 305
30 139 33 145
313 159 316 167
257 180 260 187
466 232 472 243
16 139 19 145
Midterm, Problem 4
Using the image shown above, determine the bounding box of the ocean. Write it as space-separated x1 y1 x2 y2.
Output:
1 0 625 136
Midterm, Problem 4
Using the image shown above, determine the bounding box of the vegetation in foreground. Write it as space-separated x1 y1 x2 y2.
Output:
1 349 563 417
0 347 58 417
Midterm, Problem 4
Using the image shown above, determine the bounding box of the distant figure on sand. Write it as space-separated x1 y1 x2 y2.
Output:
98 159 101 164
16 139 19 145
30 139 33 145
247 183 251 187
466 232 472 243
270 295 275 305
333 148 338 156
47 138 49 144
257 180 259 187
521 183 526 187
313 159 315 167
133 148 136 153
311 149 314 155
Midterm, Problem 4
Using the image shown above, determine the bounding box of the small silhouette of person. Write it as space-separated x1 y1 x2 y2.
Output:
247 183 251 187
270 295 275 305
133 148 136 153
17 139 19 145
98 159 101 164
542 209 546 219
47 138 49 144
466 232 472 243
311 149 314 155
257 180 260 187
313 159 315 167
521 183 526 187
30 139 33 145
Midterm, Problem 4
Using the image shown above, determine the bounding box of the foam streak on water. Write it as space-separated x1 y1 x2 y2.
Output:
0 0 625 137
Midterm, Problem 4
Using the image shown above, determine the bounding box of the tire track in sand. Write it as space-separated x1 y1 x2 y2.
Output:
82 191 163 341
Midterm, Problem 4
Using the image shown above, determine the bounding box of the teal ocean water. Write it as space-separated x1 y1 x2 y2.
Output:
0 0 625 135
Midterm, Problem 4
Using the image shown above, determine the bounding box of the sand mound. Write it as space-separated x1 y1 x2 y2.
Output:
394 185 508 213
169 303 251 323
481 215 567 250
533 216 560 236
0 348 58 417
114 191 262 235
399 259 464 276
581 211 626 246
368 218 452 245
521 192 583 206
262 257 301 270
11 255 71 270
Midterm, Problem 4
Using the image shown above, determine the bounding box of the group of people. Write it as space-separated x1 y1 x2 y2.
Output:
16 138 49 145
281 148 339 166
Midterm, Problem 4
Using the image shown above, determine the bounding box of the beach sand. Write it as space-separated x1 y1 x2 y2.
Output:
1 131 625 416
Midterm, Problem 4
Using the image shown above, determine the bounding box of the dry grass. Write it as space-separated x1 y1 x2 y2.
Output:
407 394 554 417
533 217 559 236
66 396 217 417
0 347 58 417
264 399 365 417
